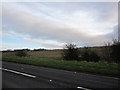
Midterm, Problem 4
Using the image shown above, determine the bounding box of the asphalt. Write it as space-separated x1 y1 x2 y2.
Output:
1 61 119 89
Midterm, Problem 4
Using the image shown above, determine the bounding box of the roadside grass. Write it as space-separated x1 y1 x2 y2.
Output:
2 56 119 77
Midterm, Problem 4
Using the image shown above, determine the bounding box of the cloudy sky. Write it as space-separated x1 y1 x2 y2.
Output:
2 2 118 50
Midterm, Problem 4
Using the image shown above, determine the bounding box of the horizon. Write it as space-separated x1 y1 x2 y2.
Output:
2 2 118 50
1 44 112 51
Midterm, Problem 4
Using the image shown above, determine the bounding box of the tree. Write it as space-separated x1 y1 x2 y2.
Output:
110 39 120 63
62 44 79 61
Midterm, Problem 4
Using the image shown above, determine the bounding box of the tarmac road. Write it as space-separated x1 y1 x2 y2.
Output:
1 61 119 89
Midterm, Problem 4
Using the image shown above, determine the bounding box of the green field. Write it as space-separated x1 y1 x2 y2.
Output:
2 56 119 77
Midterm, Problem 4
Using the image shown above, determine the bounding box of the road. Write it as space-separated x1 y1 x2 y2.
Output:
1 61 119 89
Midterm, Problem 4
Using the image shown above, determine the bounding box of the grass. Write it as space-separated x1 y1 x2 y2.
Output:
2 47 106 60
2 56 119 77
2 50 63 60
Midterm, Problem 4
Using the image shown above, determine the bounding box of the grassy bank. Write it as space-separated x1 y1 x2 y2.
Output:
2 56 119 77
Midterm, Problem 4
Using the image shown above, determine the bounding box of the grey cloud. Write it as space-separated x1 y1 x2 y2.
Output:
24 38 64 49
43 2 117 19
105 25 118 39
99 25 118 43
2 6 112 46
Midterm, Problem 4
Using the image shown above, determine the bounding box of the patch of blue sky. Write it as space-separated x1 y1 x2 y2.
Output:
2 37 41 49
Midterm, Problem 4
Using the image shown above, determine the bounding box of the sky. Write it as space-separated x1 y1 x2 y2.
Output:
1 2 118 50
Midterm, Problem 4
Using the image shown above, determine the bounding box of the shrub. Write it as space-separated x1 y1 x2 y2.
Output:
102 42 112 62
62 44 79 61
15 50 27 57
90 51 100 62
110 39 120 63
81 47 100 62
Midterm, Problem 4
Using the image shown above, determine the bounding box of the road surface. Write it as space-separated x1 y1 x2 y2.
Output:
1 61 119 89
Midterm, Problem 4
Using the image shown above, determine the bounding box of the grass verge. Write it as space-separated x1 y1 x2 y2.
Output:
2 56 120 77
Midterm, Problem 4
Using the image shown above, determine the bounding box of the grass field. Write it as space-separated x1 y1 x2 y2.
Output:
2 56 119 77
2 50 63 60
2 46 106 60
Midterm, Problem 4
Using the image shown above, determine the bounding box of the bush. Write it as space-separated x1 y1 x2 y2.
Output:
102 42 112 62
81 47 100 62
81 47 90 62
15 50 27 57
110 39 120 63
62 44 79 61
90 51 100 62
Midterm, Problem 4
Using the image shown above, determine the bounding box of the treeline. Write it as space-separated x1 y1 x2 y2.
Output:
2 48 46 57
2 48 46 52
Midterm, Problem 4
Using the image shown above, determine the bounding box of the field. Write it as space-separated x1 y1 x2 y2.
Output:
2 46 106 60
2 56 119 77
2 49 63 60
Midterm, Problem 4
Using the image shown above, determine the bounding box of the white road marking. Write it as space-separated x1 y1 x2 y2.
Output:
77 86 91 90
0 67 36 78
